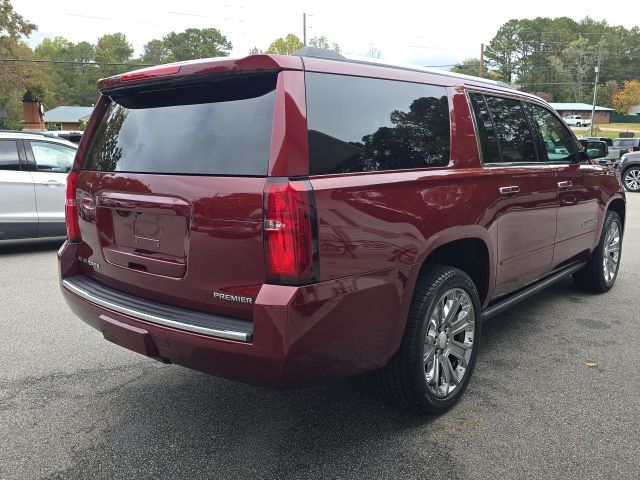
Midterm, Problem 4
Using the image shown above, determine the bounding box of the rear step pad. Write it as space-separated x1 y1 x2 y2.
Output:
62 275 253 342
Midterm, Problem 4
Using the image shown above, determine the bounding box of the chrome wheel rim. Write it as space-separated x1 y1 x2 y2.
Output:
625 168 640 191
423 288 475 398
603 221 621 284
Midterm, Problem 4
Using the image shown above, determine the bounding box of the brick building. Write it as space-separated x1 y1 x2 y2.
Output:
549 103 613 124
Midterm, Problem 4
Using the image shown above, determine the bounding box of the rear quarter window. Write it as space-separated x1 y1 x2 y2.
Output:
306 73 450 175
84 73 277 176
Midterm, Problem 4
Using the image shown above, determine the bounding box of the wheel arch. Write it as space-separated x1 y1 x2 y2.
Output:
412 227 495 308
606 196 626 231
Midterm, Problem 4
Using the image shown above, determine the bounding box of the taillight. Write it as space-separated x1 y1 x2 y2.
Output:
264 178 319 285
65 171 80 243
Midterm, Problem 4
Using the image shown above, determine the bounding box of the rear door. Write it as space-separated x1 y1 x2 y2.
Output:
73 72 278 320
469 93 557 298
526 102 602 268
25 140 76 237
0 139 38 239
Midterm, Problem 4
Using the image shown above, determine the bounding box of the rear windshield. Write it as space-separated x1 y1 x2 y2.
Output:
613 138 637 148
84 73 277 176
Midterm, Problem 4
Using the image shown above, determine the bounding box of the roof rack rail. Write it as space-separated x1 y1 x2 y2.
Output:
296 46 346 61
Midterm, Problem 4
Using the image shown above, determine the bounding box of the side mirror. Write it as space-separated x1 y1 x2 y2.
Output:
579 139 608 160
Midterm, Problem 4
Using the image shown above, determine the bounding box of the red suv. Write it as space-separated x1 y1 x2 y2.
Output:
59 52 625 414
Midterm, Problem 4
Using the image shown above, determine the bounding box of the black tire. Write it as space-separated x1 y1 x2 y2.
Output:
573 210 622 293
576 122 582 127
379 265 481 415
622 166 640 192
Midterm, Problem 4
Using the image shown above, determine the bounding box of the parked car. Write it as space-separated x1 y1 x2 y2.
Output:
58 52 625 415
44 130 83 144
0 131 77 240
612 137 640 155
618 151 640 192
563 115 591 127
586 137 623 165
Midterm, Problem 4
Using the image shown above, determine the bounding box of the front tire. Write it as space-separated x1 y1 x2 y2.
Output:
623 166 640 192
573 210 622 292
379 265 481 415
576 122 582 127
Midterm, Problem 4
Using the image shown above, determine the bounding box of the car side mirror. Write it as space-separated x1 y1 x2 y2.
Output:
584 140 608 160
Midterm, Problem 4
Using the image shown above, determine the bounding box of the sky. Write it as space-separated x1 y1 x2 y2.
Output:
10 0 640 68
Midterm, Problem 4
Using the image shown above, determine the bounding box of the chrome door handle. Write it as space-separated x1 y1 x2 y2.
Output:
557 181 573 188
499 186 520 195
41 179 64 186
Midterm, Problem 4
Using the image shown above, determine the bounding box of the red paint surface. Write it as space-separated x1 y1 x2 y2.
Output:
61 54 625 388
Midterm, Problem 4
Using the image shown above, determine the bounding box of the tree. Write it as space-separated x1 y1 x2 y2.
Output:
265 34 303 55
597 80 619 108
0 0 39 128
549 38 597 102
162 28 231 61
613 80 640 114
35 37 99 106
248 46 262 54
141 39 170 65
365 43 382 59
94 33 133 64
450 58 500 80
308 35 341 53
0 0 35 52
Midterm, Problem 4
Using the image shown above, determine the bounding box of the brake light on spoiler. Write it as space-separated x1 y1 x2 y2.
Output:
120 65 181 82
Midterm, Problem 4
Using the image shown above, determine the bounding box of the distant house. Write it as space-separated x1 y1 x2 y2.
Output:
43 106 94 131
549 103 614 124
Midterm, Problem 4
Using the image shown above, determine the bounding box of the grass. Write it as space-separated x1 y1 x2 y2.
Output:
571 122 640 139
601 122 640 131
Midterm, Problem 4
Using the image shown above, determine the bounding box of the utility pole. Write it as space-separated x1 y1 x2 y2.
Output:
303 13 307 46
479 43 484 78
590 42 603 137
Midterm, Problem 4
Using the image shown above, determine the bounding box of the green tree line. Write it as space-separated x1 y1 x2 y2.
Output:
454 17 640 107
2 0 639 129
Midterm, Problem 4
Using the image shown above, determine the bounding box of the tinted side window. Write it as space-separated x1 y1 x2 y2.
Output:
306 73 450 175
0 140 21 171
528 103 578 162
468 93 501 163
30 141 76 172
484 96 538 163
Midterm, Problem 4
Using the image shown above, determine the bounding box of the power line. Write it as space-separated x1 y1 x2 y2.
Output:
0 58 152 67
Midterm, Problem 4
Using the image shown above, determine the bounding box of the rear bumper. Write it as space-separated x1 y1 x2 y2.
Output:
59 242 412 388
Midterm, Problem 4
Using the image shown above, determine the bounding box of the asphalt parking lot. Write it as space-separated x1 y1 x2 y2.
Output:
1 194 639 480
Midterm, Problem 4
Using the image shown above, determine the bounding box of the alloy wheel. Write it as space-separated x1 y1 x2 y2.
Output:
624 168 640 191
423 288 475 398
603 220 621 284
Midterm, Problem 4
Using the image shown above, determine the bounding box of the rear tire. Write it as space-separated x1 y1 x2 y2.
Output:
573 210 622 293
379 265 481 415
576 122 582 127
622 166 640 192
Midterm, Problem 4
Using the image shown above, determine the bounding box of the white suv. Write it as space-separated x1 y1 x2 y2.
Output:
563 115 591 127
0 131 77 240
